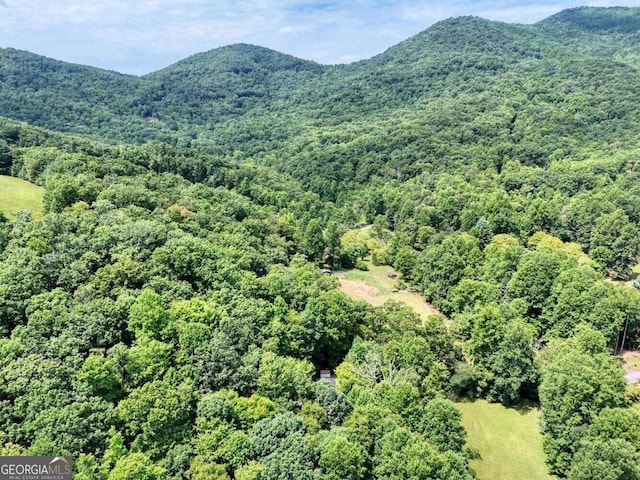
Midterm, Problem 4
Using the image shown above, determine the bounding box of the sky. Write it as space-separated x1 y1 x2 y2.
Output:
1 1 640 75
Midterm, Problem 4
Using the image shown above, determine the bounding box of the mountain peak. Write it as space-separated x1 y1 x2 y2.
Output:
147 43 323 77
365 15 537 67
537 6 640 34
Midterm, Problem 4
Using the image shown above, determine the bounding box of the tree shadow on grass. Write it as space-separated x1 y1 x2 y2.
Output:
454 396 539 415
512 399 539 415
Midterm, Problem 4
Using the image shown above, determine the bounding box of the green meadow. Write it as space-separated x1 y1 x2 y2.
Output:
0 175 44 220
457 400 554 480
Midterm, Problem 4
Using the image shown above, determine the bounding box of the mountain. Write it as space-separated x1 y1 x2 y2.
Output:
0 47 175 142
139 44 325 128
1 7 640 196
538 6 640 34
2 8 640 478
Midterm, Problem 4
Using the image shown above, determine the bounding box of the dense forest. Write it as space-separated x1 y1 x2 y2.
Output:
1 5 640 479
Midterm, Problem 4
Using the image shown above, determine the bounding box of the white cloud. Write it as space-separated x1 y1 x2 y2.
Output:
339 54 361 62
278 25 315 34
400 4 450 21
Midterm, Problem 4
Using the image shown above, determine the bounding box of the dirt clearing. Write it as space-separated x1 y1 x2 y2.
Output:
337 263 440 321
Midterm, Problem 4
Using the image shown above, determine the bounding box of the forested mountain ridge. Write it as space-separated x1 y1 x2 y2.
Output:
1 6 640 480
538 5 640 34
2 7 640 198
2 7 640 143
140 44 325 130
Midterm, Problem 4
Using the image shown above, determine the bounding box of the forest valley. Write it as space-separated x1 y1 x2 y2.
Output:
0 5 640 480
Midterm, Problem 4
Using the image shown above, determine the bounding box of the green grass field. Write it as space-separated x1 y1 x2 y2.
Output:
0 175 44 220
456 400 554 480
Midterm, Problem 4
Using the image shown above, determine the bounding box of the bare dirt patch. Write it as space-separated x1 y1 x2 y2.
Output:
622 350 640 372
338 278 385 306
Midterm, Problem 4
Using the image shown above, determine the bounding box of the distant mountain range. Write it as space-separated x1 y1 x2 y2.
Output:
1 6 640 196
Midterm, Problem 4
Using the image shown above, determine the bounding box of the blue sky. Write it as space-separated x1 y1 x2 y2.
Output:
1 1 640 75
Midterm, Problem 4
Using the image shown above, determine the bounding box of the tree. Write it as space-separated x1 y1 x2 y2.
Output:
0 139 12 174
468 304 505 366
234 394 279 430
250 412 319 478
590 209 640 278
115 381 194 459
342 404 403 454
363 301 420 343
415 234 482 312
298 290 366 368
128 288 172 341
126 338 172 387
74 354 122 402
313 380 353 427
256 352 314 407
541 266 601 339
568 439 640 480
318 431 369 480
109 453 168 480
481 234 524 284
508 248 563 319
489 319 536 404
564 192 616 248
538 328 626 475
419 397 467 453
393 246 417 280
0 246 48 335
371 381 424 431
472 216 493 249
323 221 342 267
588 407 640 448
448 279 501 315
340 229 369 268
100 428 127 478
235 462 263 480
373 427 472 480
28 398 112 458
302 219 325 263
191 332 242 393
186 459 230 480
465 305 535 403
43 173 98 213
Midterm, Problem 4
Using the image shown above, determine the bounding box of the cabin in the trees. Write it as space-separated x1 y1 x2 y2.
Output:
319 369 336 387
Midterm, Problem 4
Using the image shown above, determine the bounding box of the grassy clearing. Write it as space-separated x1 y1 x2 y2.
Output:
456 400 554 480
337 262 439 321
0 175 44 220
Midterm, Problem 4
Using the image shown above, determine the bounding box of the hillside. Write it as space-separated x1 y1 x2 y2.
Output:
1 7 640 479
136 45 325 134
2 8 640 198
538 6 640 35
0 8 638 134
